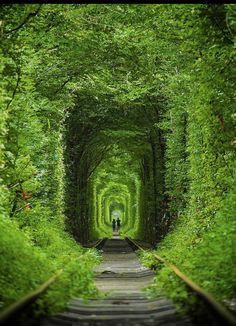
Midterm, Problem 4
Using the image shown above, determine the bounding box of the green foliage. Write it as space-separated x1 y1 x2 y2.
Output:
141 183 236 305
141 3 236 309
0 4 101 315
1 3 235 317
36 250 100 315
0 213 100 313
0 218 52 309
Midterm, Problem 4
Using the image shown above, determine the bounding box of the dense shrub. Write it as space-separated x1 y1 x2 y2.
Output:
0 215 100 314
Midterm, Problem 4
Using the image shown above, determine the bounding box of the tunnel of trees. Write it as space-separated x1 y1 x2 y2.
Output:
1 3 236 316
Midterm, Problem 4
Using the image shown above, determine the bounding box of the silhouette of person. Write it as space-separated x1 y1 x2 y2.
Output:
112 218 116 232
116 217 121 231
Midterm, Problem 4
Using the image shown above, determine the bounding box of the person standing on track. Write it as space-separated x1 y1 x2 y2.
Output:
116 217 121 232
112 218 116 232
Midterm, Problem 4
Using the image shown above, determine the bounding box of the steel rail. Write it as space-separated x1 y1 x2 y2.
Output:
84 237 107 249
126 237 236 326
0 238 106 326
0 269 63 326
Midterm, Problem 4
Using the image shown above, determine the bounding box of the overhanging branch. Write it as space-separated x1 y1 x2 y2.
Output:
5 5 42 34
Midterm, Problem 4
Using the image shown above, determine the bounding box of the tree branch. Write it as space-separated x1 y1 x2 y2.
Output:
53 78 71 95
5 67 21 111
6 5 42 34
87 144 113 180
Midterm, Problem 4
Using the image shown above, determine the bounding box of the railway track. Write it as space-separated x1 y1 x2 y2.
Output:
0 236 235 326
42 235 192 326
